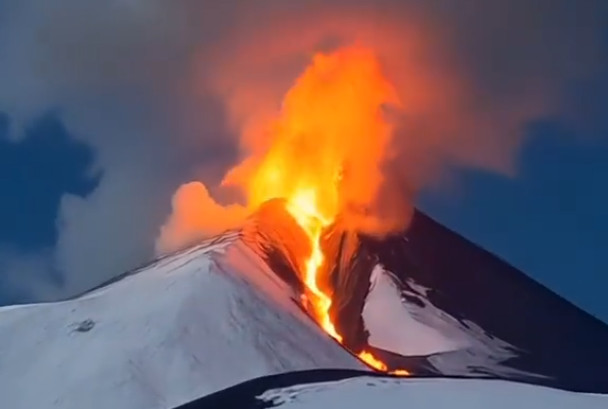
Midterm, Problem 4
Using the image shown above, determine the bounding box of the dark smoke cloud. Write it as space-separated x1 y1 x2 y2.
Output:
0 1 606 300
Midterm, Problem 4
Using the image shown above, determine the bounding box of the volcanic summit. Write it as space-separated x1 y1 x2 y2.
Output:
1 201 607 409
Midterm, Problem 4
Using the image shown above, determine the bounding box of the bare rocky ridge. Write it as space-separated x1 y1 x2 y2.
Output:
319 210 608 393
238 202 608 393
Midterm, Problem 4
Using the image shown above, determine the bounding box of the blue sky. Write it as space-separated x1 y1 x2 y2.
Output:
420 122 608 322
0 2 606 323
0 114 98 251
418 50 608 322
0 114 99 303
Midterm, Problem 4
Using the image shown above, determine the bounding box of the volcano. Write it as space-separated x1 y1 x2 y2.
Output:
326 210 608 392
0 202 607 409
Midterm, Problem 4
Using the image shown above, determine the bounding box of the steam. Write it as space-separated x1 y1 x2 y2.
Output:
158 1 607 248
0 1 606 299
155 182 247 254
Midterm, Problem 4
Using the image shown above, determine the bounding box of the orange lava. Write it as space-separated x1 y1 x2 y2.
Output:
358 350 388 371
286 191 342 342
226 44 408 375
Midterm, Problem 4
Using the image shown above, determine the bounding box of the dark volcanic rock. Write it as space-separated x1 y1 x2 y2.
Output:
234 203 608 393
330 210 608 393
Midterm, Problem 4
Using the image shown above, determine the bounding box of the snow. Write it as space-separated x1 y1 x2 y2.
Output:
362 264 464 355
260 376 608 408
0 231 364 409
362 264 540 379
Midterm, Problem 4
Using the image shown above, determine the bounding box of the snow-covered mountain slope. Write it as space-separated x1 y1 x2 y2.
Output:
0 227 365 409
326 210 608 393
2 202 607 408
174 371 608 409
259 377 608 409
258 377 608 409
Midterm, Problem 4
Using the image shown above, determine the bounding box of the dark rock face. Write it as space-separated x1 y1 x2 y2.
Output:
238 203 608 393
323 230 374 353
329 210 608 393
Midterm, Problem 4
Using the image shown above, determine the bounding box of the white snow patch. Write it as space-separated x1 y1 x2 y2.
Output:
0 232 365 409
362 264 537 379
260 376 608 408
362 264 464 355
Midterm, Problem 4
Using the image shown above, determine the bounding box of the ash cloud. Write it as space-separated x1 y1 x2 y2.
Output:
0 1 606 301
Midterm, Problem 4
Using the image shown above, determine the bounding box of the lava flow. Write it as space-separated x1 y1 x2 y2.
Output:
286 191 342 342
224 44 408 375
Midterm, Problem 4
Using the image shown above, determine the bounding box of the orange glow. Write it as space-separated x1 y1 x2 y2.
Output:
286 191 342 342
358 350 410 375
224 44 407 375
358 350 387 371
223 44 400 225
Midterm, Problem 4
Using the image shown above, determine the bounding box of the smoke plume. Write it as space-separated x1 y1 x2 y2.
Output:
0 1 606 299
157 0 608 250
155 182 247 253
